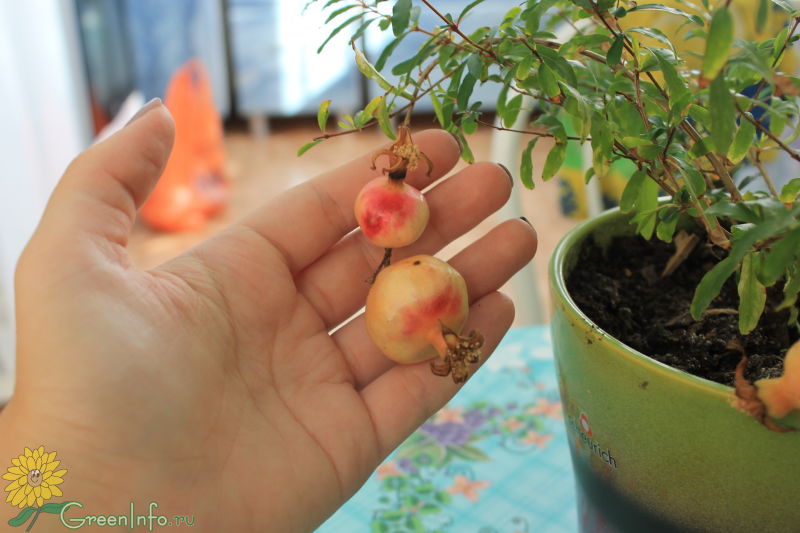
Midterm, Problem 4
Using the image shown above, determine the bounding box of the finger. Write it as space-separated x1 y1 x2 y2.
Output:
236 129 461 272
333 218 537 388
35 99 174 252
361 291 515 458
297 162 514 329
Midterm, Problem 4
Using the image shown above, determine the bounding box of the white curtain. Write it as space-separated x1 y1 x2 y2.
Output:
0 0 91 401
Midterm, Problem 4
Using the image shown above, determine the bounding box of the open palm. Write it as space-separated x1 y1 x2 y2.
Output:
2 102 536 532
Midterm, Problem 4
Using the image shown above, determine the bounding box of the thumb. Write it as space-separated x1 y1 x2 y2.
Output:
36 98 175 254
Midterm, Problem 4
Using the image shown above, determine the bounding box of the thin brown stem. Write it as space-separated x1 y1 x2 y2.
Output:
751 149 780 197
477 119 587 141
735 101 800 163
420 0 500 61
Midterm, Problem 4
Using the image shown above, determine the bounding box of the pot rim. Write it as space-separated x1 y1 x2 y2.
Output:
549 205 733 399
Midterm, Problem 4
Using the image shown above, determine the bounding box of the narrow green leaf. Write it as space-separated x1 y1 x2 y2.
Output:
375 34 408 71
520 137 539 189
657 215 679 242
683 167 707 198
628 4 704 25
688 104 711 128
773 26 789 62
458 0 486 22
738 253 767 334
466 53 483 79
780 178 800 203
692 255 737 319
654 50 689 107
728 113 756 164
757 0 769 33
607 35 624 66
702 8 734 79
768 0 797 13
377 98 396 140
637 175 660 239
297 139 323 156
457 73 476 110
709 75 735 156
430 92 445 129
502 94 523 128
317 99 331 132
8 507 36 527
761 227 800 286
325 4 357 24
392 0 412 36
542 143 566 181
353 44 412 99
318 13 363 53
538 63 560 98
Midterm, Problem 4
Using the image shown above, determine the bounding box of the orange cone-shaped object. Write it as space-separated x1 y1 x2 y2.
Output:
139 59 229 231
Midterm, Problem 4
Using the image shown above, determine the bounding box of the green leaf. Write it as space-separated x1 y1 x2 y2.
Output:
682 167 707 198
780 178 800 203
627 3 704 25
620 171 646 213
768 0 798 13
520 137 539 189
377 98 396 140
457 73 477 110
688 104 711 128
692 216 793 319
709 75 735 156
8 506 36 527
375 34 408 71
458 0 486 22
538 63 560 98
466 53 483 79
353 44 412 99
728 113 756 164
325 4 357 24
773 26 790 62
738 252 767 334
318 13 363 53
542 143 566 181
392 0 412 36
636 175 660 239
702 8 734 80
761 227 800 286
628 27 676 54
317 99 331 132
297 139 323 156
502 94 523 128
757 0 769 33
657 215 679 242
607 35 624 66
653 49 689 108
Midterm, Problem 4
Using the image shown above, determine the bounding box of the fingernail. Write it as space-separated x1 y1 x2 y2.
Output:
498 163 514 188
519 216 532 227
448 131 463 154
126 98 162 126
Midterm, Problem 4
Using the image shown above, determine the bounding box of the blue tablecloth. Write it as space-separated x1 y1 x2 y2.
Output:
317 326 578 533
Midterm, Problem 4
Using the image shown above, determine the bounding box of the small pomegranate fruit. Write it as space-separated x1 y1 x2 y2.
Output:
365 255 484 383
354 177 429 248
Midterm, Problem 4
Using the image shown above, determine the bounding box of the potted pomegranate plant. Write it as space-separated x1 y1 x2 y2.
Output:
308 0 800 531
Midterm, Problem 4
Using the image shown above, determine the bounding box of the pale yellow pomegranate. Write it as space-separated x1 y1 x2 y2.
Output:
365 255 483 383
354 176 429 248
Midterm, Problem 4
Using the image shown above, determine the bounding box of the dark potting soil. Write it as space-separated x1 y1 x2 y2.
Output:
566 234 797 386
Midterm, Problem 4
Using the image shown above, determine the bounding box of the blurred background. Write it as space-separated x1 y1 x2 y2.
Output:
0 0 581 404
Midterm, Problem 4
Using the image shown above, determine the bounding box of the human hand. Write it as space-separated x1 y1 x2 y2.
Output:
0 100 536 532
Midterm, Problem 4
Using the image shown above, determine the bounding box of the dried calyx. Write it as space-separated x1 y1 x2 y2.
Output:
430 324 484 384
370 125 433 181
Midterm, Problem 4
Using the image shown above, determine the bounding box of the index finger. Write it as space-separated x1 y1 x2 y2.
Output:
236 129 462 272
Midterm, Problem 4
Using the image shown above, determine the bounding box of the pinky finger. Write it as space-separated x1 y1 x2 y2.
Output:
360 291 515 459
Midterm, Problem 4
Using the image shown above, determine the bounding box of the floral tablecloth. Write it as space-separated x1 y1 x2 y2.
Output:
317 326 577 533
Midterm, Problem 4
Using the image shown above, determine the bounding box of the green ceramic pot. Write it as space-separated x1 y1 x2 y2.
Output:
549 206 800 533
